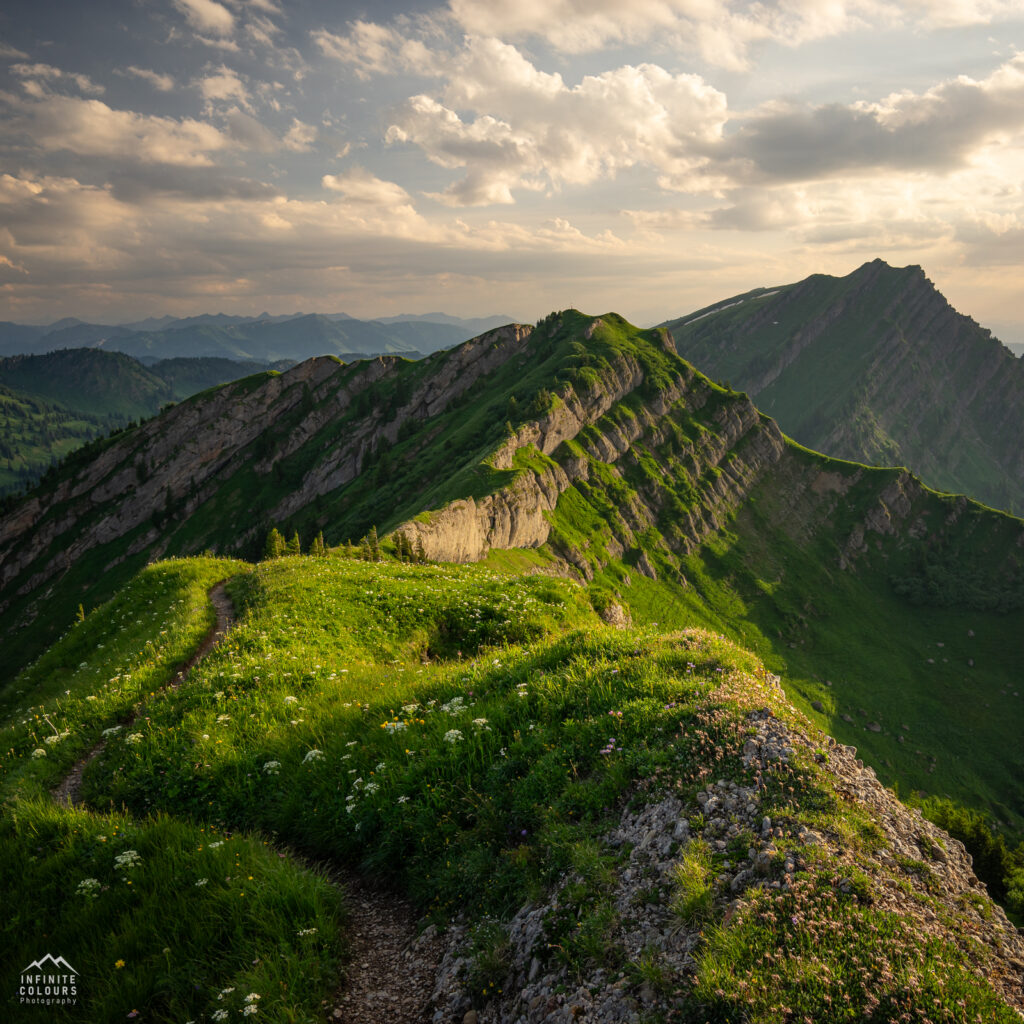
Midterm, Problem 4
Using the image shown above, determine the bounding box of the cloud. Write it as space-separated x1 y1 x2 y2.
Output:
198 65 250 108
717 53 1024 184
383 39 727 205
0 42 29 60
121 66 175 92
444 0 877 70
173 0 235 37
322 167 416 207
445 0 1021 67
312 20 438 80
11 62 105 95
5 93 230 166
283 118 317 152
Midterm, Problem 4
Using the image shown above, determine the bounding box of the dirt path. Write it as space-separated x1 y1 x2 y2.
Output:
51 580 447 1019
327 870 446 1023
53 580 236 807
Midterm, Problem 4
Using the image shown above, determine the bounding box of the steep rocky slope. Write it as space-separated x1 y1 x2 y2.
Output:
663 259 1024 514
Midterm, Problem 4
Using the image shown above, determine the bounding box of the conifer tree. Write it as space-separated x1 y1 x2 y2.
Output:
311 531 326 556
286 531 301 555
415 537 427 563
264 527 286 559
368 525 380 561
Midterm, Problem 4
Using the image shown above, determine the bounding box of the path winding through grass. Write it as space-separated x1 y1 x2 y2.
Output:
49 573 444 1020
53 579 238 807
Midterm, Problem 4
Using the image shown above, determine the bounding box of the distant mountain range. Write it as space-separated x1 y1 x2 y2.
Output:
0 311 515 363
0 349 292 495
662 259 1024 515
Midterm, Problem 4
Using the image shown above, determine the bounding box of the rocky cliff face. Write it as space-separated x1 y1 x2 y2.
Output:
664 259 1024 515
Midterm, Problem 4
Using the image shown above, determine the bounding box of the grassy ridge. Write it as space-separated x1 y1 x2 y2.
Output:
0 553 1020 1020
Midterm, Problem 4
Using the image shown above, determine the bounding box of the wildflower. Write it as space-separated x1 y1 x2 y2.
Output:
472 718 490 729
382 720 407 733
212 1011 228 1022
196 878 209 887
217 987 235 1000
397 795 409 804
345 740 358 747
244 994 260 1004
115 960 125 969
125 733 144 745
375 761 386 772
303 749 325 764
31 748 46 759
114 850 142 870
262 761 281 775
243 1006 258 1016
208 841 224 849
297 927 317 936
284 696 298 704
44 731 71 745
363 781 379 795
443 729 463 743
77 877 101 899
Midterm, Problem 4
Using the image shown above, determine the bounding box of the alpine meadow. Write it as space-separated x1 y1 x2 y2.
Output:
4 0 1024 1021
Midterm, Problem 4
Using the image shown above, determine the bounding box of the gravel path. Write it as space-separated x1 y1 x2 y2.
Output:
328 870 445 1024
53 579 235 807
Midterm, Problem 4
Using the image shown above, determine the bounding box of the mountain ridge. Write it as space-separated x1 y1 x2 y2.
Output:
662 259 1024 514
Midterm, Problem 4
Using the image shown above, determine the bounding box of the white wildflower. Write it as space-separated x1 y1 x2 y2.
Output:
76 877 101 899
443 729 463 744
195 878 209 887
262 761 281 775
31 748 46 759
114 849 141 870
125 733 144 745
303 749 325 764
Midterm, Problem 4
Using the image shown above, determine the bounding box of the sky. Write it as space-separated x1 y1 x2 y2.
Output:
0 0 1022 337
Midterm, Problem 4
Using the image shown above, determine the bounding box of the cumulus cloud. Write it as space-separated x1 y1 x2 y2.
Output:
283 118 318 152
312 21 438 79
718 53 1024 183
383 39 727 205
5 93 229 166
322 167 416 207
121 66 175 92
445 0 1019 67
198 65 250 108
173 0 235 37
11 62 105 95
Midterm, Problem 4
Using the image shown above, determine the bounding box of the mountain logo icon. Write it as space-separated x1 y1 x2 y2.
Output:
18 954 79 1006
21 954 78 975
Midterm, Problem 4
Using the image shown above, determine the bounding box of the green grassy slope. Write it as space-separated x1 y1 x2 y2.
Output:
3 308 1022 864
663 260 1024 514
1 553 1019 1021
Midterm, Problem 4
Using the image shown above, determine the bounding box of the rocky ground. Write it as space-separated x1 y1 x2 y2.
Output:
423 688 1024 1023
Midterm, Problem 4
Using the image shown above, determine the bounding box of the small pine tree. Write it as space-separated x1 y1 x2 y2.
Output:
264 527 286 559
414 537 427 564
368 525 380 562
311 531 326 556
286 531 301 555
